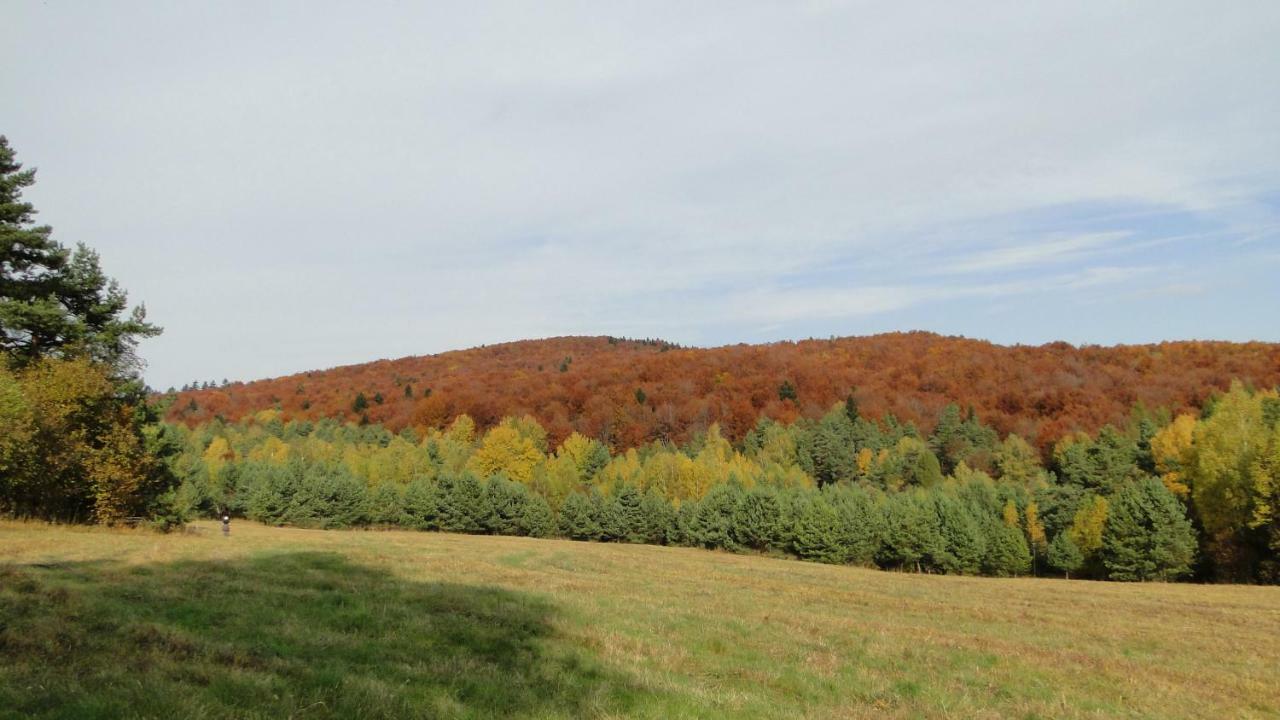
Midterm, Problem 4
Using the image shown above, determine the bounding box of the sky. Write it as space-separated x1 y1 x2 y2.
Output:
3 1 1279 390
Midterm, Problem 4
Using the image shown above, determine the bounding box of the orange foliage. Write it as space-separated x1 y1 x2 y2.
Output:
167 333 1280 454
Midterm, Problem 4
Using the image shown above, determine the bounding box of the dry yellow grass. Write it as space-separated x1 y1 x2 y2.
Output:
2 519 1278 719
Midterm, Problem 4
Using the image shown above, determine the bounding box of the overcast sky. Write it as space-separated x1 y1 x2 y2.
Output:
4 1 1279 390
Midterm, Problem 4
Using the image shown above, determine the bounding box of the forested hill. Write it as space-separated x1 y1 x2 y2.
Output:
164 332 1280 452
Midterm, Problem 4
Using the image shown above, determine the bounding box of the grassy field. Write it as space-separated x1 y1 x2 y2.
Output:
2 521 1278 720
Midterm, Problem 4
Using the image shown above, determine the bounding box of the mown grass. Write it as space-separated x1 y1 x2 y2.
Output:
2 520 1278 719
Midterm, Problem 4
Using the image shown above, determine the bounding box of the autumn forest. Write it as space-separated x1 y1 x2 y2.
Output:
4 131 1280 588
165 333 1280 454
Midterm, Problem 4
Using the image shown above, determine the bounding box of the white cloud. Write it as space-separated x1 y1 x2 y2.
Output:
939 232 1132 275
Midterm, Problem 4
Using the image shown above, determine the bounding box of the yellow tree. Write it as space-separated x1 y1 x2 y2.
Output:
202 436 236 476
88 408 160 524
1025 501 1048 571
995 434 1044 487
1150 414 1197 498
1002 499 1020 528
247 436 290 465
467 424 544 484
502 415 549 453
1186 382 1275 577
534 454 581 510
1248 426 1280 580
424 414 477 476
556 432 609 482
855 447 875 477
0 367 34 483
1068 495 1109 561
445 414 476 445
753 420 801 471
6 358 163 523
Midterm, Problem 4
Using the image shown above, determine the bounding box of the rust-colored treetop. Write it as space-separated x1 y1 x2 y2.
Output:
167 332 1280 452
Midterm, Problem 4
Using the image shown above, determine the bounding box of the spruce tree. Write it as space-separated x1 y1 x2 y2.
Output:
557 491 601 540
592 487 625 541
638 488 676 544
403 476 441 530
983 523 1032 577
365 481 405 526
691 482 743 550
933 493 986 574
797 408 857 486
825 484 884 566
1047 532 1084 578
519 493 556 538
788 492 846 563
879 492 944 572
733 485 782 551
437 473 488 533
483 476 530 535
1101 477 1197 581
611 484 646 542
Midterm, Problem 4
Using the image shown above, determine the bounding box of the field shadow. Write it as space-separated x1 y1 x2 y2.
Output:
0 551 645 719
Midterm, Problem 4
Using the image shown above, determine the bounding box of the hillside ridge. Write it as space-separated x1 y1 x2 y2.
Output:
166 331 1280 451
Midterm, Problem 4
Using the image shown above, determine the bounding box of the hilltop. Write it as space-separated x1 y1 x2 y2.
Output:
166 332 1280 451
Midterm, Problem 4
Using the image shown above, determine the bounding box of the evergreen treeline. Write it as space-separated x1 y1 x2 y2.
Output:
165 380 1280 583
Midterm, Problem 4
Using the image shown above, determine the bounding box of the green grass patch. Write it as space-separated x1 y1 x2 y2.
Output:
2 520 1279 719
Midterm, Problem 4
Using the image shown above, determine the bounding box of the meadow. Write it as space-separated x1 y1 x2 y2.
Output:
2 520 1278 720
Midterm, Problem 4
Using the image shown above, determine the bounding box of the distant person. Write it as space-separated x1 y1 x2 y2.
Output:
221 512 231 536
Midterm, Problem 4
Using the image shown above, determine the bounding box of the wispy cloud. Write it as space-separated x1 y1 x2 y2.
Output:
721 262 1157 327
937 232 1132 275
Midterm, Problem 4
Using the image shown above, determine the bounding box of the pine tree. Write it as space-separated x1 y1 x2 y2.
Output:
637 488 676 544
690 482 743 550
796 407 857 486
984 523 1032 577
1102 477 1197 581
437 473 488 533
0 137 159 371
671 500 700 546
733 485 782 552
610 484 646 542
879 491 944 572
826 484 884 566
557 491 601 540
365 482 405 525
292 462 367 529
586 488 622 541
933 493 986 574
789 491 849 564
403 476 441 530
1047 532 1084 578
520 493 556 538
483 476 531 535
